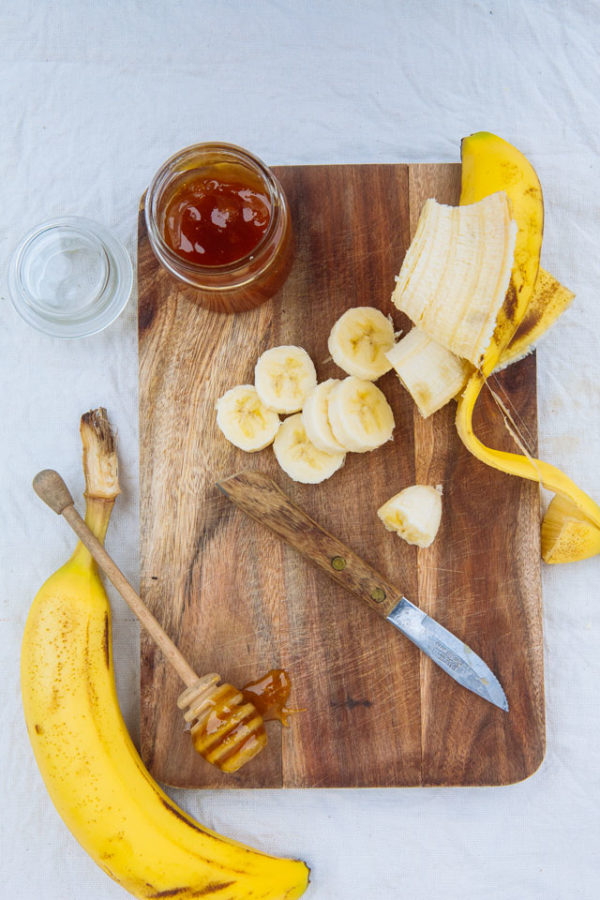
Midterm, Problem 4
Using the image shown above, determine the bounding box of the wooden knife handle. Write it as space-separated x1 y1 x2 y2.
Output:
218 470 406 619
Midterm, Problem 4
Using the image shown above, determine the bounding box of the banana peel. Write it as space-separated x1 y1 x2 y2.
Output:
497 268 575 369
541 494 600 564
455 132 600 563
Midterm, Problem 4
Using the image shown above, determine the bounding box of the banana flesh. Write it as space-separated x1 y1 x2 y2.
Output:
386 267 574 419
255 345 317 414
21 411 309 900
301 379 347 453
327 306 394 380
385 327 470 418
327 376 395 453
274 413 346 483
217 340 397 482
377 484 443 548
392 192 517 365
216 384 281 451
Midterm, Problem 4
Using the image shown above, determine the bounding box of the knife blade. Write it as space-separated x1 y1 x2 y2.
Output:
216 470 508 712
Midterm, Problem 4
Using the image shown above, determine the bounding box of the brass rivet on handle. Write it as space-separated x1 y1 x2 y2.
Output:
370 587 386 603
331 556 346 571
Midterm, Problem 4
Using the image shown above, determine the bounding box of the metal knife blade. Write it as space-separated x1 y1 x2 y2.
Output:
386 597 508 710
217 470 508 712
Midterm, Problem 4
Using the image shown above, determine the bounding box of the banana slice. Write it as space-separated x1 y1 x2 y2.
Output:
377 484 443 548
328 306 395 380
328 376 395 452
254 345 317 414
301 379 347 454
273 413 346 484
216 385 280 451
385 327 470 418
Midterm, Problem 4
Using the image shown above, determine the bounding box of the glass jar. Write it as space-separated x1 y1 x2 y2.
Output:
8 217 133 338
144 143 293 314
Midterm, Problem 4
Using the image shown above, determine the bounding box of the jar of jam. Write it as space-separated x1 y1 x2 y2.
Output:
144 143 293 313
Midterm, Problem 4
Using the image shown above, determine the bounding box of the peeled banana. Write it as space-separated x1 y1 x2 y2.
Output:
377 484 443 548
274 412 346 483
21 409 309 900
392 192 517 365
216 384 281 451
255 345 317 414
327 306 394 380
327 376 395 453
386 267 575 419
385 327 471 418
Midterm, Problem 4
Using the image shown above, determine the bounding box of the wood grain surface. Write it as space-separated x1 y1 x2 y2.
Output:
138 163 545 789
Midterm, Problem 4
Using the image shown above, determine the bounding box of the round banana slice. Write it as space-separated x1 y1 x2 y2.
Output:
216 385 280 452
273 413 346 484
301 379 346 454
254 345 318 414
328 376 395 452
328 306 395 380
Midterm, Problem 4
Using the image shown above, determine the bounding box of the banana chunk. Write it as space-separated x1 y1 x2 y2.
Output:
392 193 517 365
328 306 395 380
377 484 443 548
301 379 347 454
255 345 317 414
328 376 395 452
274 413 346 483
386 327 470 418
216 385 281 451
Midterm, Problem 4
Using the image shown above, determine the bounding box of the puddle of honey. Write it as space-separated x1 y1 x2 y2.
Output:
241 668 298 726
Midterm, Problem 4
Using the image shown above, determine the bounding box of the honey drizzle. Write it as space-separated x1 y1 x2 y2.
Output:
241 668 302 727
188 669 301 774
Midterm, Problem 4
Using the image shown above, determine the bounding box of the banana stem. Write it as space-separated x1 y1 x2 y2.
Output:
71 409 201 687
71 497 115 568
61 499 200 688
71 408 120 563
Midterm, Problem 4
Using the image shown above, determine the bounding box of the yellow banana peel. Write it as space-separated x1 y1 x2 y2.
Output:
455 132 600 561
541 494 600 564
498 268 575 369
21 409 309 900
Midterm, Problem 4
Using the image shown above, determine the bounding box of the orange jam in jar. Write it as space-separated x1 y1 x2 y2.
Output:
145 143 293 313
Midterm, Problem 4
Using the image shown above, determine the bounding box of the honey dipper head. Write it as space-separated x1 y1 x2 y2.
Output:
178 675 267 773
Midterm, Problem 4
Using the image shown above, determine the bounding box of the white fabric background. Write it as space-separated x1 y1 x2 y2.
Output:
1 1 599 897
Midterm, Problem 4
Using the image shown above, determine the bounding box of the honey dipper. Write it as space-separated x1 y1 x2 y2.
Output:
32 469 268 774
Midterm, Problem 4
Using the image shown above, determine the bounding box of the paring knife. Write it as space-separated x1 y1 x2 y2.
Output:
217 470 509 712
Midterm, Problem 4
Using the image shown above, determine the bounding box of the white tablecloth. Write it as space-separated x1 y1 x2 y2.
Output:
2 2 599 897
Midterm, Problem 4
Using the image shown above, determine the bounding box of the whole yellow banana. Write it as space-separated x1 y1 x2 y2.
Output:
21 410 309 900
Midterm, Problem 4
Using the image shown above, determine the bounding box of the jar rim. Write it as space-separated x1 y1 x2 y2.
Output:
144 142 286 282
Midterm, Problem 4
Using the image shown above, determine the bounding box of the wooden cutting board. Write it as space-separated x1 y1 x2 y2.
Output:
138 162 545 789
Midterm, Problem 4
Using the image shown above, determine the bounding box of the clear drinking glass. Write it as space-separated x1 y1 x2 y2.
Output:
8 217 133 338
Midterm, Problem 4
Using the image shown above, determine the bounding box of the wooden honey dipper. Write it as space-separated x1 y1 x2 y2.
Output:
32 468 268 774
